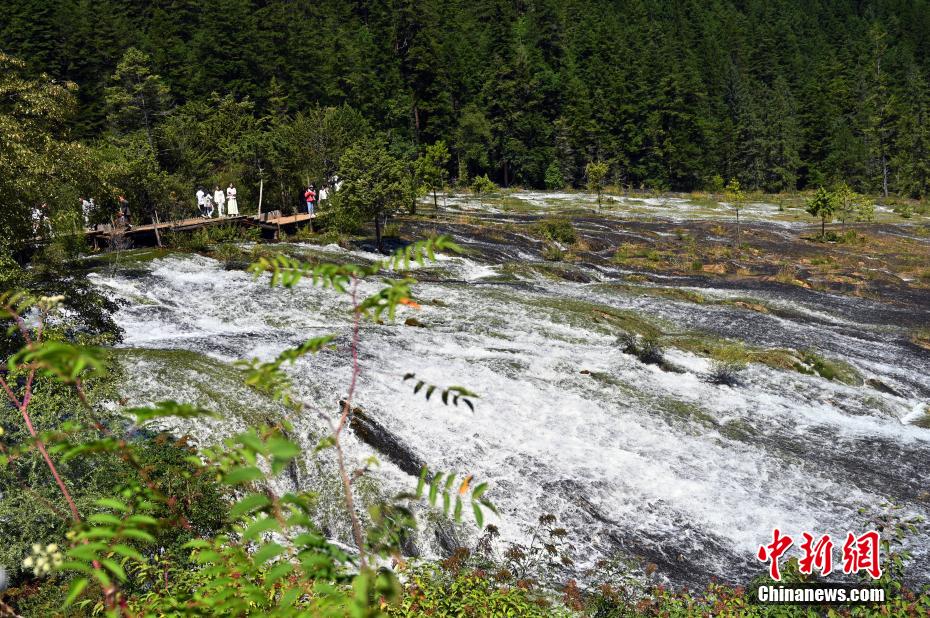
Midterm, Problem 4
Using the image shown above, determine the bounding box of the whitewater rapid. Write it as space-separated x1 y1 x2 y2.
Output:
88 238 930 587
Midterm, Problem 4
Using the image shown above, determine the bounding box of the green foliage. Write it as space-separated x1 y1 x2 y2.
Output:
724 178 745 209
0 229 497 615
586 161 609 209
104 48 171 141
894 203 914 219
534 218 577 245
806 187 837 238
471 174 497 196
402 374 478 412
389 563 562 617
335 138 407 251
8 3 930 196
238 335 337 405
545 161 565 190
415 141 450 210
0 52 98 241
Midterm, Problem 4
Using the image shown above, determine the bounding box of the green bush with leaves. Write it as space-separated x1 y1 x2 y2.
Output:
534 218 577 245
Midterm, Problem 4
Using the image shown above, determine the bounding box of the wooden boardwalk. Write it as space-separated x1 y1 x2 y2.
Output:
85 211 315 247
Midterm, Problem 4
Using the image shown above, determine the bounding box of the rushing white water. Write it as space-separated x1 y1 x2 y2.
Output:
88 214 930 588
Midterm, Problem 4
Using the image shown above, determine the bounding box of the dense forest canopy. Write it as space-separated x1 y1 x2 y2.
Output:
3 0 930 197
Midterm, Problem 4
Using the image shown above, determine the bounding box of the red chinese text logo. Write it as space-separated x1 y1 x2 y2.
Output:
757 530 882 581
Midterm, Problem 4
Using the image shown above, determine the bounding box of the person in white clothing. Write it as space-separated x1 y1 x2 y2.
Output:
226 183 239 215
196 188 206 217
213 185 226 217
80 198 92 227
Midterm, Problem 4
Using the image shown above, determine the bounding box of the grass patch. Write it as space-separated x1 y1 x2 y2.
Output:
793 351 863 385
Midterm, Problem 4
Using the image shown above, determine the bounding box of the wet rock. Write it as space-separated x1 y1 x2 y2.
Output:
342 401 426 478
866 378 903 398
434 520 463 557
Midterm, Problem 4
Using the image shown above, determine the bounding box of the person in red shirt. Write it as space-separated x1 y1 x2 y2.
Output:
304 184 316 216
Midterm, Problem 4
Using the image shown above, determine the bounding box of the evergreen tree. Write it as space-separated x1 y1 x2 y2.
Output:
104 48 171 150
806 186 836 238
893 66 930 198
3 0 930 195
862 24 896 197
336 138 406 252
586 161 608 211
415 141 451 210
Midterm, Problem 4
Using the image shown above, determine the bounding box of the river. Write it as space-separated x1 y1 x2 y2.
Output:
87 192 930 589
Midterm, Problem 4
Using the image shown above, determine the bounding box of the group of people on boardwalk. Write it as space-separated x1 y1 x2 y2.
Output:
304 179 336 216
196 184 238 219
76 195 131 230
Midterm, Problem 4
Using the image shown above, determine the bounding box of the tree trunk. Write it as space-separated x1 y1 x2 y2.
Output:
153 211 162 248
433 188 438 210
822 215 826 238
375 213 383 253
882 155 889 197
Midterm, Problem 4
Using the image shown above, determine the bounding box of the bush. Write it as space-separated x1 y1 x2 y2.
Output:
544 161 565 190
164 223 258 251
894 203 914 219
383 222 401 238
620 332 664 365
706 359 746 386
389 564 564 618
542 245 564 261
534 218 577 245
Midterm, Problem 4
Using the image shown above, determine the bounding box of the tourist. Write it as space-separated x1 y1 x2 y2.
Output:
213 185 226 217
304 184 316 216
204 192 215 218
115 205 128 229
32 203 45 237
118 195 131 229
226 183 239 215
196 187 206 217
80 197 92 227
318 185 328 207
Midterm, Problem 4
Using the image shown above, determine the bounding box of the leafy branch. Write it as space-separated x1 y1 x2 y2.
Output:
413 467 497 528
403 373 478 411
236 335 336 404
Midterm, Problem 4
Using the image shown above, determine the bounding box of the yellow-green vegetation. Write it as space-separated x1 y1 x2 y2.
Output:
389 563 568 617
528 295 862 384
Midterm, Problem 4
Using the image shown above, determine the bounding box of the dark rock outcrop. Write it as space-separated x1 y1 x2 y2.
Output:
340 401 426 478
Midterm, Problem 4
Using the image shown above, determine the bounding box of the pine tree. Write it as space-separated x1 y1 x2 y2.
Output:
415 140 451 210
862 24 896 197
336 138 406 252
104 48 171 150
893 66 930 198
806 187 836 239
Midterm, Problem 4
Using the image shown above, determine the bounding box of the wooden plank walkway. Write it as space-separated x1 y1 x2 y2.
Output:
87 212 314 239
